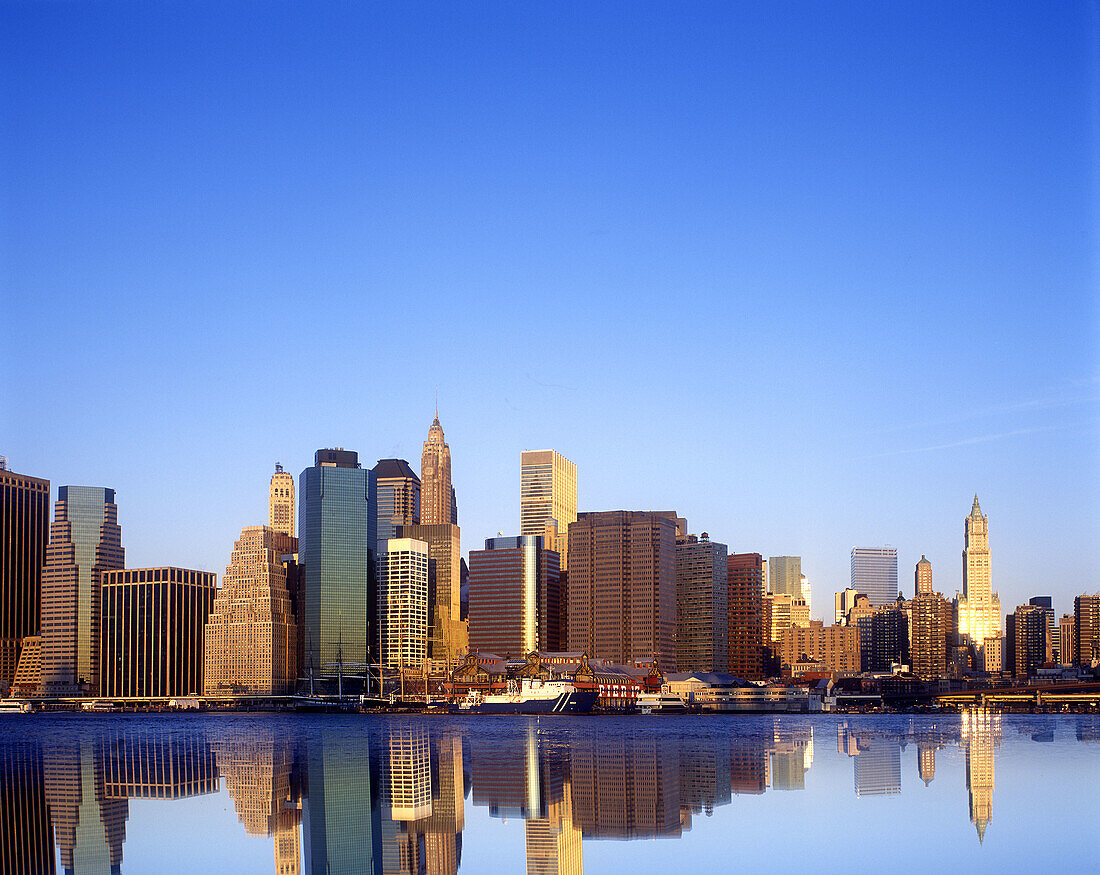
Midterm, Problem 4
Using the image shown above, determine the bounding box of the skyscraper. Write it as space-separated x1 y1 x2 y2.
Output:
299 449 375 679
1073 594 1099 666
376 538 429 669
727 553 763 680
850 547 899 608
519 450 577 571
910 593 953 679
269 463 296 538
372 459 421 543
40 486 124 696
420 412 453 526
468 535 560 658
915 555 933 596
204 527 300 695
767 557 801 597
675 534 728 673
1058 613 1075 665
0 465 49 694
1010 604 1046 680
955 496 1002 663
100 567 215 697
567 511 677 672
396 523 466 662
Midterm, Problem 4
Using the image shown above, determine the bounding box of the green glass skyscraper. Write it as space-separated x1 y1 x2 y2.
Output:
299 449 376 682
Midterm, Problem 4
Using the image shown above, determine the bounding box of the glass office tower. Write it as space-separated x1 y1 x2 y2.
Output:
299 449 376 679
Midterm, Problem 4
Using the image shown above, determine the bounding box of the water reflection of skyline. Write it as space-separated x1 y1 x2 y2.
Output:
0 713 1096 873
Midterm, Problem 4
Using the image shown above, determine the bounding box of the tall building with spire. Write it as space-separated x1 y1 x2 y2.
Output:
955 496 1001 668
40 486 124 696
420 412 453 526
269 464 295 538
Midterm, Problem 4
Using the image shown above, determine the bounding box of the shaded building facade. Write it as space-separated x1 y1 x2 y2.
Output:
727 552 763 680
1073 594 1099 666
40 486 124 696
100 567 215 698
372 459 421 543
674 534 727 673
468 535 561 658
566 511 677 672
0 466 50 695
299 449 376 678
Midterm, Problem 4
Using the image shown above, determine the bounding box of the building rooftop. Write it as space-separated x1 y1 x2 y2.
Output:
372 458 419 480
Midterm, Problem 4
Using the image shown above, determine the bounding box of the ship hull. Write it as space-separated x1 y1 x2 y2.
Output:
451 689 598 715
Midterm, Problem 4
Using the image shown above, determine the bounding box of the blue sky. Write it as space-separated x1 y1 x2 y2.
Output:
2 2 1097 618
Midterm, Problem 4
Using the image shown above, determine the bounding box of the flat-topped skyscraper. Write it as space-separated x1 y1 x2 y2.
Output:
40 486 124 696
0 465 50 694
420 412 453 526
299 449 376 679
851 547 898 608
520 450 577 571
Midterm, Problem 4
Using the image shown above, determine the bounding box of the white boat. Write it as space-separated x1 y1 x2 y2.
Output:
451 677 598 714
637 691 688 714
0 700 34 713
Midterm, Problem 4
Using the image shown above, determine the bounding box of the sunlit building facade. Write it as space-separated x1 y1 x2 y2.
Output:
376 538 429 669
955 496 1002 664
566 511 678 672
851 547 898 608
40 486 124 696
420 413 453 526
468 535 560 657
675 534 728 673
396 523 467 662
204 527 299 695
767 556 801 598
520 450 577 571
269 464 296 539
914 555 933 596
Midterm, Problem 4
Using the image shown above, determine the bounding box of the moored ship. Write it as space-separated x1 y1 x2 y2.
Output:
451 677 598 714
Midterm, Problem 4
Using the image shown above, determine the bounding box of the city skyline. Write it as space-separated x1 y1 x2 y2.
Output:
1 3 1096 619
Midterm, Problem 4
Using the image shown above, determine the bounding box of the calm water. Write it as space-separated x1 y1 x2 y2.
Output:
1 711 1097 873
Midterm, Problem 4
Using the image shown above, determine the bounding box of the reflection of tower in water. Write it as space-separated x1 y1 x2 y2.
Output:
525 777 583 875
962 709 1000 843
212 730 301 874
43 736 128 874
767 721 813 791
0 738 55 875
303 731 380 875
381 728 469 875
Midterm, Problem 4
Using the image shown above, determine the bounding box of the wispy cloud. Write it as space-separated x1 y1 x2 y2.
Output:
865 425 1060 459
876 380 1099 435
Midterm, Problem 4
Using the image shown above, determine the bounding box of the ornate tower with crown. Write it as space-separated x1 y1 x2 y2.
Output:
420 411 453 526
955 495 1002 670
